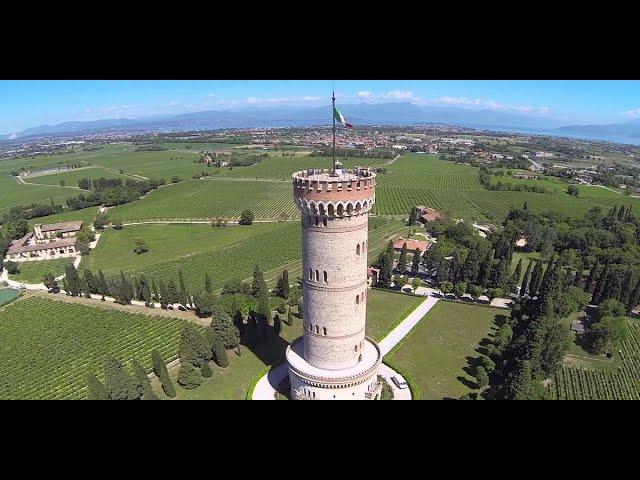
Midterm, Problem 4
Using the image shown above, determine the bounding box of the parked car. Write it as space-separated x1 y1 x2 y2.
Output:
391 375 408 389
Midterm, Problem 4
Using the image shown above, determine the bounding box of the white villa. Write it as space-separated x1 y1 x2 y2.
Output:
5 221 83 262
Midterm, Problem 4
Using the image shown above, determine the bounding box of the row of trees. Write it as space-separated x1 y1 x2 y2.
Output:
86 353 159 400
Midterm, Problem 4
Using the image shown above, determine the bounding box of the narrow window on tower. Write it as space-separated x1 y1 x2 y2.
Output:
315 270 319 282
323 271 327 283
309 268 313 280
315 325 319 334
356 295 360 305
323 327 327 336
323 218 327 227
356 244 360 256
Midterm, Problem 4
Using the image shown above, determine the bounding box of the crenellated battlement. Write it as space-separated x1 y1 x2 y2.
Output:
292 168 376 215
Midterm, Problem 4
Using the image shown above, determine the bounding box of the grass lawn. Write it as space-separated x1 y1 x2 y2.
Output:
384 301 509 400
0 288 20 306
365 289 424 342
8 258 74 284
156 288 422 400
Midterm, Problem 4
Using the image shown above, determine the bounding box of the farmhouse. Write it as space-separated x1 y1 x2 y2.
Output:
5 221 83 262
415 205 443 223
393 237 432 256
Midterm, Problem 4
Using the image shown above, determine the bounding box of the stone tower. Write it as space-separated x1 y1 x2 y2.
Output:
286 167 382 400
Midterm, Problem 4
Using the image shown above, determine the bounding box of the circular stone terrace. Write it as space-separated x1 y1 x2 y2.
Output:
286 336 381 388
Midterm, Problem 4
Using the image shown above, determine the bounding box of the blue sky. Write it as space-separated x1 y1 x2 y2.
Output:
1 80 639 134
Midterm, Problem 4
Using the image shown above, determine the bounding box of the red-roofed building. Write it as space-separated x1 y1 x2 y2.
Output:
415 206 443 224
392 238 432 256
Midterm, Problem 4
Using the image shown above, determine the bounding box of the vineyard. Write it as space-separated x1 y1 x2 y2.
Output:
0 297 186 400
107 178 300 222
554 320 640 400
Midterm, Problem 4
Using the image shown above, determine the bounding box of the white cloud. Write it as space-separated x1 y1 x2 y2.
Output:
303 96 320 101
245 96 322 105
624 108 640 118
429 96 550 115
384 90 418 101
357 90 373 98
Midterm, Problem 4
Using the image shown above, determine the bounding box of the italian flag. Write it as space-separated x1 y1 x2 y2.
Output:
333 106 353 129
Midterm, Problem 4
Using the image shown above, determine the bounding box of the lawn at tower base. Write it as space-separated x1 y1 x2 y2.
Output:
384 301 508 400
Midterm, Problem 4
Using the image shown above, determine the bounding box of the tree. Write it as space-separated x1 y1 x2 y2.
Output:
159 280 169 307
93 213 109 230
86 372 108 400
460 247 481 284
377 240 395 288
204 273 213 294
151 349 176 398
193 291 218 317
591 262 611 304
180 323 211 367
178 269 188 305
398 242 408 274
509 258 523 292
102 355 137 400
210 303 241 348
211 334 229 368
494 323 513 353
412 277 421 292
133 238 149 254
520 260 533 297
132 358 158 400
475 366 489 389
528 260 545 297
411 248 421 275
587 316 628 355
287 308 294 326
407 207 418 226
201 362 213 378
276 269 290 298
166 279 179 305
97 270 109 300
454 282 467 298
6 219 28 240
489 258 508 290
178 362 203 389
43 273 58 292
477 250 494 288
239 210 254 225
479 355 495 373
567 184 579 196
440 281 454 295
273 314 282 336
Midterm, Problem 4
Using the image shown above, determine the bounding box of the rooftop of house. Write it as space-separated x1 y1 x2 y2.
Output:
7 234 77 255
393 238 431 252
36 221 83 233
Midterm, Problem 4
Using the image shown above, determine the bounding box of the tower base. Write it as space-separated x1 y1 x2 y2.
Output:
286 336 382 400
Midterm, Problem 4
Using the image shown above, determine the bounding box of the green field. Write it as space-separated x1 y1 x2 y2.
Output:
25 166 135 187
26 206 99 230
167 287 423 400
82 216 407 292
8 258 74 284
0 175 81 215
0 296 186 399
384 301 508 400
107 179 299 222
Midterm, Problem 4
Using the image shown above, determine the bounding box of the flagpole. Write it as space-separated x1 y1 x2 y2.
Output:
332 85 336 174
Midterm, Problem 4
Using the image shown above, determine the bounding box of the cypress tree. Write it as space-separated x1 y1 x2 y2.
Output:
98 270 109 299
177 362 203 389
408 207 418 225
273 314 282 336
180 323 211 367
204 273 213 294
529 260 545 296
201 361 213 378
159 280 169 306
211 303 241 348
251 265 265 297
65 263 81 296
287 308 294 326
152 279 159 301
151 349 176 398
103 355 136 400
592 261 611 304
619 270 636 306
602 269 623 303
477 250 494 288
178 269 188 305
509 258 523 292
166 279 179 305
460 247 481 283
398 242 408 274
62 278 70 295
411 248 421 276
83 269 97 294
520 260 533 297
282 269 290 298
489 258 507 289
79 276 91 299
212 334 229 368
257 281 271 330
132 358 158 400
86 371 108 400
378 240 394 288
626 279 640 312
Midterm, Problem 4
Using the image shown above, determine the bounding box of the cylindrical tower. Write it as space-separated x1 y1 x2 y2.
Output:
286 167 382 400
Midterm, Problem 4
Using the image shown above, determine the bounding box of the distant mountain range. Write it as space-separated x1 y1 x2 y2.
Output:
2 102 640 145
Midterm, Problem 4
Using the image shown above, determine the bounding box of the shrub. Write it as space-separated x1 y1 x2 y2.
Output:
201 362 213 378
151 349 176 398
5 262 19 275
212 334 229 368
86 372 108 400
